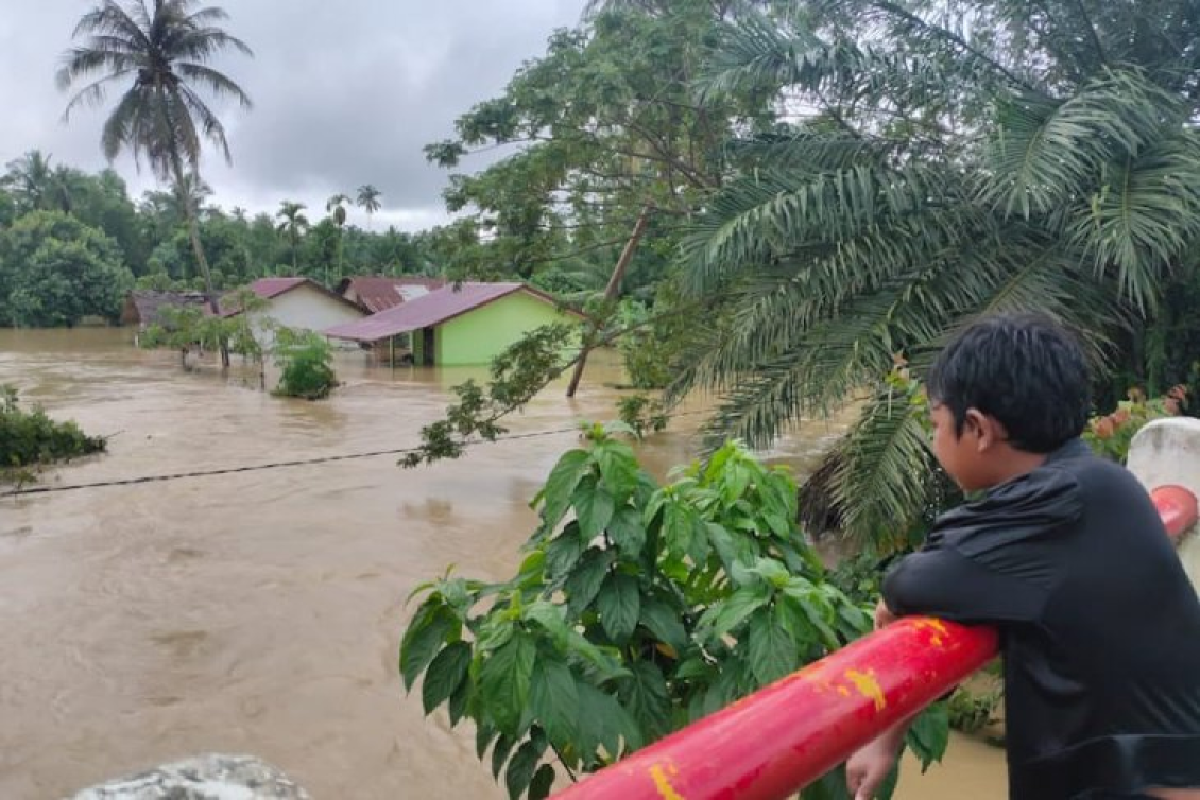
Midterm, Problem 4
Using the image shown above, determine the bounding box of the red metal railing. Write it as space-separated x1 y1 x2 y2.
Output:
553 485 1197 800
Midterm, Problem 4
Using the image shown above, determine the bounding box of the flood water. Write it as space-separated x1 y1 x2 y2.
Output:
0 328 1005 799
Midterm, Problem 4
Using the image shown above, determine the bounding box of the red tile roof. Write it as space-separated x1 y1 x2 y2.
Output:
324 282 581 343
337 276 446 313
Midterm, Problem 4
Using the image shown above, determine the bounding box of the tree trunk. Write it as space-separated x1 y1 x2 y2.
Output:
565 205 652 398
167 144 228 368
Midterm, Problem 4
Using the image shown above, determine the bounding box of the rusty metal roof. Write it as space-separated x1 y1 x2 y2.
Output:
324 282 576 342
337 276 446 313
223 277 363 317
247 277 309 299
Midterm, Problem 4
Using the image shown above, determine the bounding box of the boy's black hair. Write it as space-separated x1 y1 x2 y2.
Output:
926 313 1091 453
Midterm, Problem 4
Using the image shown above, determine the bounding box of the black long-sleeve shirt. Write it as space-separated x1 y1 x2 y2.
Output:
883 439 1200 799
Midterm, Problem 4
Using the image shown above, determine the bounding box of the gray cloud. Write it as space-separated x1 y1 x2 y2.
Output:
0 0 587 230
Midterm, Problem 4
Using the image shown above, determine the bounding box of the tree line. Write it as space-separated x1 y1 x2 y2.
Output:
0 151 449 326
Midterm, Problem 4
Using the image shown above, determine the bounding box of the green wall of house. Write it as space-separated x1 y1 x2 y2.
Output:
434 291 581 366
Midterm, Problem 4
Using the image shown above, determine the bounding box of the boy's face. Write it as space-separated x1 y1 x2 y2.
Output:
929 401 995 492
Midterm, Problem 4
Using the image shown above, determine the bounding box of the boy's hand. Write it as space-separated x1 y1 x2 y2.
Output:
846 735 900 800
874 599 898 629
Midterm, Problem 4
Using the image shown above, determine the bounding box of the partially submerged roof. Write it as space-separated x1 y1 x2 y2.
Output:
224 277 363 317
337 276 447 313
324 282 582 343
122 291 215 327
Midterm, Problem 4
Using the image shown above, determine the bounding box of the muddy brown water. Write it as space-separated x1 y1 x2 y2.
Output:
0 329 1004 799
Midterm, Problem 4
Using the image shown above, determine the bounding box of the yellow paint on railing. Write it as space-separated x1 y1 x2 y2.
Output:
844 668 887 712
649 762 685 800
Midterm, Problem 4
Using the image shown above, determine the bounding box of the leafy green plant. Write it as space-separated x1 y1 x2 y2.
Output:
1083 386 1187 464
0 385 106 483
615 299 675 391
401 430 949 799
616 393 668 438
946 684 1003 736
271 326 337 400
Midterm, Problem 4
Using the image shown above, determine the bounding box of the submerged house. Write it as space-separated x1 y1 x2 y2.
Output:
121 291 215 331
336 276 446 314
324 282 585 367
223 277 366 349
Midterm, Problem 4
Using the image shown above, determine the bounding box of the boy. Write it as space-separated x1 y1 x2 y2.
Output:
845 314 1200 799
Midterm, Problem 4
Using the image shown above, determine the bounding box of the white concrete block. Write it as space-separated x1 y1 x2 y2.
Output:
1127 417 1200 589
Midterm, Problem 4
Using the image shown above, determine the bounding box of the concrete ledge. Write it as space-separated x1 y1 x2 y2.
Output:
1128 417 1200 588
68 754 309 800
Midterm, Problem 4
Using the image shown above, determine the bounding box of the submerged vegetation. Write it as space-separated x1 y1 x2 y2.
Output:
271 328 338 401
0 386 106 483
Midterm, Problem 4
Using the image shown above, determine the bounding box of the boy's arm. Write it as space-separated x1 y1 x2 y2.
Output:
882 467 1080 624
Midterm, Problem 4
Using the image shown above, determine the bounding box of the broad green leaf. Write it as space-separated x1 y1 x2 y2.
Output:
565 549 615 616
422 641 472 715
574 478 615 540
476 722 497 761
491 732 516 779
606 506 646 554
530 658 580 746
576 680 644 758
674 656 711 680
524 601 627 681
505 734 547 800
746 557 791 588
698 587 767 638
907 703 950 771
479 632 537 734
516 550 546 589
447 675 470 727
537 449 592 529
747 609 799 685
620 660 671 739
597 572 640 643
528 764 556 800
544 524 585 582
594 440 640 500
723 461 752 504
400 603 455 690
639 596 688 654
476 616 516 653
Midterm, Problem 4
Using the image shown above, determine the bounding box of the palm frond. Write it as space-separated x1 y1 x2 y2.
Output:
677 162 958 298
831 386 936 544
722 131 894 174
169 27 253 61
981 68 1187 219
56 46 142 92
71 2 150 49
1067 132 1200 310
175 63 252 108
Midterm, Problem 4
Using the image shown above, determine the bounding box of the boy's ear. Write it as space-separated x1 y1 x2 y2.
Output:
965 409 1004 450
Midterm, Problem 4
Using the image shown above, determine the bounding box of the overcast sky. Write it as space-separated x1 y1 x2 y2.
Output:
1 0 588 231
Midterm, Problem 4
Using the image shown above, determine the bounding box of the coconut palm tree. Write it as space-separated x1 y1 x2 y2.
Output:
326 193 350 283
670 0 1200 546
3 151 56 212
276 201 309 276
58 0 252 367
356 184 382 230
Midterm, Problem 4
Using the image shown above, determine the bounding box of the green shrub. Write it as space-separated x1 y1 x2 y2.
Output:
272 327 337 400
401 430 949 800
0 385 106 481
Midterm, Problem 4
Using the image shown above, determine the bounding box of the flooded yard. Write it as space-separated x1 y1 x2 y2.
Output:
0 328 1004 799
